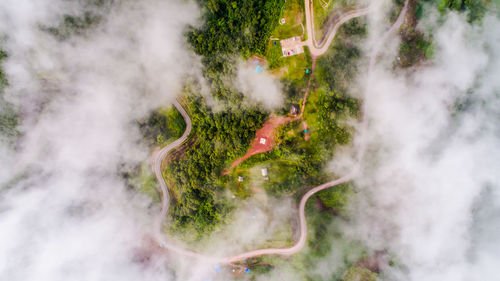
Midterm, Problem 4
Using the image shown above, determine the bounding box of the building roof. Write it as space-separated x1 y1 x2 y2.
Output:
261 168 268 176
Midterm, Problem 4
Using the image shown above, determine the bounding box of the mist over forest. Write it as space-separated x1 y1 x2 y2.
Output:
0 0 499 281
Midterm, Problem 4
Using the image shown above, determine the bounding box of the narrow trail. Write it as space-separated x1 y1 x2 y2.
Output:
152 0 409 265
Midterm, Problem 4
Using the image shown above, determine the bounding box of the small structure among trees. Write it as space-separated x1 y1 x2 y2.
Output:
261 168 269 180
290 104 299 116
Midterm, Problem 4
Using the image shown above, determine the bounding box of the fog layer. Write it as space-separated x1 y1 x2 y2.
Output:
0 0 201 280
340 5 500 280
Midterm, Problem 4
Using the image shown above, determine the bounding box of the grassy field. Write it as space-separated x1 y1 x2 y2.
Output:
313 0 336 40
137 164 161 203
271 0 305 39
266 43 312 81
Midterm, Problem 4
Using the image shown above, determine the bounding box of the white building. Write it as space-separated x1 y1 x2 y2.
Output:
238 176 244 182
259 137 267 144
261 168 268 177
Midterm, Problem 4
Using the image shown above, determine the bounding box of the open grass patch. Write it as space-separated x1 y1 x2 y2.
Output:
137 164 161 203
272 0 305 39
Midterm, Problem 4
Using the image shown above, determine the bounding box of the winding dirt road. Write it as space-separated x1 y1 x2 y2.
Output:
152 0 409 265
153 100 191 233
302 0 370 57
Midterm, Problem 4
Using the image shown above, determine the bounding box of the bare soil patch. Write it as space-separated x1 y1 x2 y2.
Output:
224 115 293 173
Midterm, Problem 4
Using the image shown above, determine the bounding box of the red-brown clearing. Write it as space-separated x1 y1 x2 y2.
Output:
224 59 317 173
224 114 293 174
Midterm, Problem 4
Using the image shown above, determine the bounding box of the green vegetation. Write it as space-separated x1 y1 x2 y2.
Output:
44 0 112 39
127 164 161 203
419 0 490 23
342 266 378 281
395 0 433 68
266 42 312 81
313 0 359 40
438 0 488 22
313 0 335 40
266 40 285 69
188 0 284 60
139 105 186 146
252 195 368 281
316 19 366 93
161 0 364 248
0 49 19 144
165 94 267 238
236 20 365 201
156 1 380 277
46 12 101 39
398 27 433 67
138 0 297 240
317 183 352 216
271 0 305 39
137 164 161 203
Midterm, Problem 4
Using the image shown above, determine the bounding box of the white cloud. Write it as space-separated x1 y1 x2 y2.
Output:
235 61 283 110
334 4 500 280
0 0 205 280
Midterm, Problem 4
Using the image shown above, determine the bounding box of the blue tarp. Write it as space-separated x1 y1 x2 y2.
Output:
214 265 221 273
245 268 250 274
254 65 262 73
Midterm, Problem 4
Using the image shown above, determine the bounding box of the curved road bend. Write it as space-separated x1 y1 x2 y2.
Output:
152 0 409 265
302 0 369 57
153 101 190 238
153 100 224 261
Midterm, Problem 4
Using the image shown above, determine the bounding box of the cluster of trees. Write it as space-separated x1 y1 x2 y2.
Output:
187 0 284 102
46 12 101 39
398 26 433 68
188 0 283 61
437 0 488 22
44 0 111 39
166 95 266 237
317 18 365 94
397 0 488 69
138 106 186 146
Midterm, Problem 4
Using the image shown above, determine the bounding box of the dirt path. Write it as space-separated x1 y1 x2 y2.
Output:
302 0 369 57
226 58 316 171
224 115 293 173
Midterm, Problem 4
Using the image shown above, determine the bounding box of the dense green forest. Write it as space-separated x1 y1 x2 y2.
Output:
188 0 283 60
165 95 266 236
139 106 186 146
187 0 284 102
